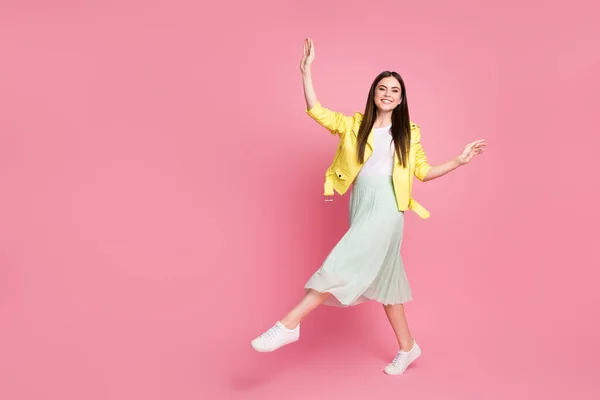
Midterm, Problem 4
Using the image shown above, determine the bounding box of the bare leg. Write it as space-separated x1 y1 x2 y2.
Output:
383 303 415 351
279 289 330 329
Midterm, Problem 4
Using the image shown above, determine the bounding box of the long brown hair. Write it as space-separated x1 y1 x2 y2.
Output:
356 71 411 167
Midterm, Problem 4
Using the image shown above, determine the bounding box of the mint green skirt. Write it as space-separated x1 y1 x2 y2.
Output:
304 175 412 306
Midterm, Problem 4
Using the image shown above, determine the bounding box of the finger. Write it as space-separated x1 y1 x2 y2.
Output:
469 139 486 147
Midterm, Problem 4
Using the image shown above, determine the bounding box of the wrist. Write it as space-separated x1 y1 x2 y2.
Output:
454 156 465 166
301 66 312 76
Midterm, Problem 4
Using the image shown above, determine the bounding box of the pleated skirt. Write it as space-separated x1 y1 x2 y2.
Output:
304 175 412 306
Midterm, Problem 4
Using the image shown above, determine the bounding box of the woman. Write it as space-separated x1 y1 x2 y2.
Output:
251 38 487 375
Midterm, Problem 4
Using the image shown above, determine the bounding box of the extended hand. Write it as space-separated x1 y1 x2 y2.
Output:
300 38 315 72
458 139 487 165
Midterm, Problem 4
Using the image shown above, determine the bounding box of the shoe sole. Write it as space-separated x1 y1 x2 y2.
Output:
251 337 299 352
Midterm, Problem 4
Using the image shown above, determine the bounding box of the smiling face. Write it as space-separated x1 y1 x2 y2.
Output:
373 76 402 112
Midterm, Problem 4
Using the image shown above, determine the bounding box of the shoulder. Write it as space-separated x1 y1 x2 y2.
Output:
410 121 422 143
352 112 365 129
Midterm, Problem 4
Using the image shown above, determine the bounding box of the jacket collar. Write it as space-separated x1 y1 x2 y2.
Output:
353 118 420 149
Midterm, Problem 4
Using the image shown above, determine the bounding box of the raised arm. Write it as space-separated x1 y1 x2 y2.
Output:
300 38 354 137
300 38 318 110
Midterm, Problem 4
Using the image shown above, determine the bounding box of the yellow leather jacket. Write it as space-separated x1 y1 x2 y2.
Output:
307 101 432 219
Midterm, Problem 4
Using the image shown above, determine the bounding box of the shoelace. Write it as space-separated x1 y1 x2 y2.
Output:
390 351 404 367
262 324 283 341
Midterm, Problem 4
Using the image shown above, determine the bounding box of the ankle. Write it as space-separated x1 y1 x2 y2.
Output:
279 319 299 330
399 338 415 352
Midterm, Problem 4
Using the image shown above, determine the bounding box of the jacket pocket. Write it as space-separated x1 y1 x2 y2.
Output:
334 167 350 180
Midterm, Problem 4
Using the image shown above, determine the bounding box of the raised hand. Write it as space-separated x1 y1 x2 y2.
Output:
300 37 315 73
457 139 487 165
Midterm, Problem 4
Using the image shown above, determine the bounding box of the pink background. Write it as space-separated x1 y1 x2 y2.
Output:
1 0 599 399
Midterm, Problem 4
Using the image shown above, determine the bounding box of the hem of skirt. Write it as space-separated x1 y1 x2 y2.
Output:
304 286 412 308
361 293 413 306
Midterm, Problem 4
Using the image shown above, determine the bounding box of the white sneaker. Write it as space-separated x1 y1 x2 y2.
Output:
251 321 300 352
384 340 422 375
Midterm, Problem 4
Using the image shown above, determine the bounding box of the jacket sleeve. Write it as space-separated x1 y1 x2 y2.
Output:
414 143 432 181
412 125 432 181
306 101 354 137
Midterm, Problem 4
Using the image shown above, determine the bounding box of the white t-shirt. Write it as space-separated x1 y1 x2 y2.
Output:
357 125 395 178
